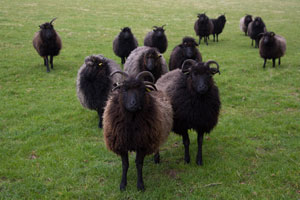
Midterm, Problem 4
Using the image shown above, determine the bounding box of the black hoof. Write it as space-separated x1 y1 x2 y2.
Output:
137 183 145 191
196 159 203 166
120 183 126 191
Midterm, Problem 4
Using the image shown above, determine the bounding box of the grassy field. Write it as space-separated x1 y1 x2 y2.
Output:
0 0 299 199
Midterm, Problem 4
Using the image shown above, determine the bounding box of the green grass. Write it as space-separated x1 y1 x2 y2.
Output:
0 0 299 199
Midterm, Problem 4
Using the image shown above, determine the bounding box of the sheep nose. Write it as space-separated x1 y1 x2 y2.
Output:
197 85 207 94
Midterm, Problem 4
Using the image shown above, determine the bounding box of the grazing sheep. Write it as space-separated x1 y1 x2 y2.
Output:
76 54 122 128
113 27 138 64
211 14 226 42
239 14 253 36
169 37 202 71
103 71 173 191
33 18 62 72
247 17 267 48
144 25 168 53
124 46 168 82
259 31 286 68
156 59 221 166
194 13 214 45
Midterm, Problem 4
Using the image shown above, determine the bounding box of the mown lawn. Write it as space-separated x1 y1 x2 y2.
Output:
0 0 299 199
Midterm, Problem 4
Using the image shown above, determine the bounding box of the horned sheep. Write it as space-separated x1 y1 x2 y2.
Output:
103 71 173 191
156 59 221 166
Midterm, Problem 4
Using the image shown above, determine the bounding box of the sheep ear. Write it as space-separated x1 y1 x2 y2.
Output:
270 32 275 37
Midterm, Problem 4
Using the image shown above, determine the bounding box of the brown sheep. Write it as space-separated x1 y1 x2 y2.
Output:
103 71 173 191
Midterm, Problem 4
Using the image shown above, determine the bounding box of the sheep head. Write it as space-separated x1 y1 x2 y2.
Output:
120 27 133 40
260 31 276 46
197 13 208 23
152 25 166 38
182 59 220 95
39 18 57 39
111 71 157 112
180 37 199 59
253 17 265 28
218 15 226 23
84 55 109 75
142 48 162 72
244 15 253 26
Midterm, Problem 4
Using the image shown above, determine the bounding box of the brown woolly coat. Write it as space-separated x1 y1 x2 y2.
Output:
33 31 62 57
103 90 173 155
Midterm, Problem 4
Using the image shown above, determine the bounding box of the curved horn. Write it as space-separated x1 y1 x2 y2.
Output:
50 17 57 24
136 71 155 83
181 59 197 73
205 60 220 75
270 31 275 37
110 70 129 78
162 24 166 29
144 81 157 91
152 26 158 29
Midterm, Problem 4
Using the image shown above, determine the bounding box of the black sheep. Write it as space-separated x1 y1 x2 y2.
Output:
144 25 168 53
239 14 253 36
259 31 286 68
169 37 202 71
156 59 221 166
33 18 62 72
76 54 122 128
247 17 267 48
194 13 214 45
113 27 138 64
211 14 226 42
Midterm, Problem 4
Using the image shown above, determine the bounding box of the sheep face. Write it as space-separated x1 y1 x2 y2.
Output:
152 26 165 38
197 13 209 24
39 18 57 40
120 27 133 40
253 17 265 28
244 15 253 26
111 71 156 113
182 60 220 95
143 49 162 71
180 37 198 59
120 78 146 112
261 32 276 46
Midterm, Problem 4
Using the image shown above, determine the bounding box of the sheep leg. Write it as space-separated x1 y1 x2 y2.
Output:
213 34 215 42
97 108 104 128
154 151 160 164
50 56 54 69
196 132 204 166
272 58 276 67
44 58 47 66
251 39 253 46
120 153 129 191
135 150 146 191
205 37 208 46
182 130 190 163
121 57 126 65
278 58 281 65
263 59 267 68
44 56 50 72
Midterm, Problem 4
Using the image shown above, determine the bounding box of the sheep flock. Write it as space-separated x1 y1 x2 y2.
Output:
32 13 287 191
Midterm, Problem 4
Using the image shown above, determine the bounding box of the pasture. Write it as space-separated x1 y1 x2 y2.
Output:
0 0 299 199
